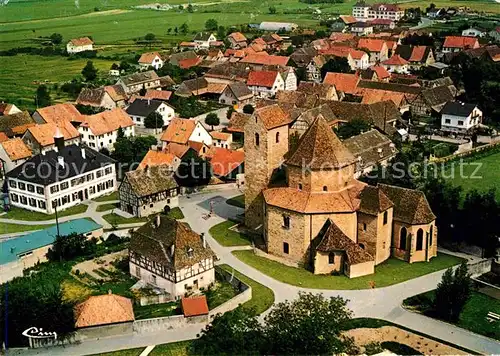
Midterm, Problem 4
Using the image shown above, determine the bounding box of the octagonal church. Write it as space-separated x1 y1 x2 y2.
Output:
244 105 437 278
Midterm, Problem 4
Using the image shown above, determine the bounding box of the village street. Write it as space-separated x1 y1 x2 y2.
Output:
12 187 500 356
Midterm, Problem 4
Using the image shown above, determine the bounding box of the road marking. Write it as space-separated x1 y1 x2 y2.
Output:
139 345 156 356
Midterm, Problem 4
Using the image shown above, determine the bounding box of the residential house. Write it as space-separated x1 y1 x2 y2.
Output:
442 36 480 53
353 2 404 22
267 66 297 91
462 28 485 37
66 37 94 54
259 22 298 32
142 89 172 102
175 77 227 98
369 19 396 30
240 54 290 68
23 121 80 154
227 111 251 139
394 45 435 69
351 22 374 36
440 102 482 133
129 216 216 298
211 131 233 149
116 71 161 94
126 99 175 128
323 72 360 95
0 103 21 116
0 219 102 283
0 138 32 175
289 47 323 82
204 62 252 84
79 108 135 150
76 85 128 109
227 32 248 49
343 129 398 177
319 46 369 70
361 89 409 112
193 32 217 49
489 27 500 42
138 52 164 70
75 293 134 337
0 111 36 138
381 54 410 73
208 147 244 181
138 150 181 171
119 166 179 217
33 103 84 125
247 71 284 98
6 143 116 214
357 38 389 62
169 51 198 67
296 82 339 101
160 118 212 149
178 57 203 69
218 82 253 107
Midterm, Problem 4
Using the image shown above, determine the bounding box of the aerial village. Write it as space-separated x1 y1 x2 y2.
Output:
0 1 499 355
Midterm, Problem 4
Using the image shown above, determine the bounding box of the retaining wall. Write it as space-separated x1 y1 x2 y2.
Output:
467 258 493 277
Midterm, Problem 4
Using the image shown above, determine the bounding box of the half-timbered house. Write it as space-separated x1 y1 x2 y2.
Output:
129 216 216 298
119 165 179 217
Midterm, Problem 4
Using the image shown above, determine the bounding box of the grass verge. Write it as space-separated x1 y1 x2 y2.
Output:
403 290 500 340
134 301 181 320
232 250 464 290
226 194 245 208
2 204 87 221
149 341 192 356
166 207 185 220
209 220 251 246
219 264 275 315
93 347 145 356
102 213 148 225
96 203 119 212
0 223 54 234
94 192 119 202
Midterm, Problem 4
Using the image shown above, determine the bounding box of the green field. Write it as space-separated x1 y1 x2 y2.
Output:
233 250 464 290
443 151 500 200
209 220 251 246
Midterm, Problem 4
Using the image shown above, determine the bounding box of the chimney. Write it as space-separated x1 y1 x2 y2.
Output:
54 126 64 153
58 155 65 168
170 244 175 256
201 233 206 248
81 145 86 159
155 214 161 227
148 99 151 106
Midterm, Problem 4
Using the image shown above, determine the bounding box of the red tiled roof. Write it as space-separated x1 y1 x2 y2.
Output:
241 54 289 66
323 73 360 94
139 52 161 64
0 132 8 142
443 36 479 49
0 138 32 161
144 89 172 101
358 38 386 52
382 54 409 65
181 296 209 317
247 71 279 88
138 150 178 169
180 42 197 47
69 37 93 46
370 65 390 79
409 46 428 62
75 293 134 328
81 108 134 136
161 118 196 144
229 32 247 42
178 57 202 69
210 147 244 177
36 103 84 124
329 32 355 43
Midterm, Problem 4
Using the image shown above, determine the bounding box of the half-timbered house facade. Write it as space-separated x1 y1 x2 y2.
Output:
119 165 179 218
129 216 216 298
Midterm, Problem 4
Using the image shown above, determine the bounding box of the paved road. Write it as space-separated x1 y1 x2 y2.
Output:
11 188 500 355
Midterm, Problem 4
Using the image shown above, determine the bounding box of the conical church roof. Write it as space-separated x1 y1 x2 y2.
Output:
286 114 356 169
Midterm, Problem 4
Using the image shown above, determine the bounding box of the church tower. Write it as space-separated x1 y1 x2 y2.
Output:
244 105 291 231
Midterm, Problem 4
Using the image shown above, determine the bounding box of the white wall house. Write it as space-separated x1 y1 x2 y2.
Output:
160 118 213 149
462 28 485 37
79 108 135 151
349 50 370 70
247 71 284 98
126 99 175 128
138 52 164 70
0 139 32 175
6 144 116 214
66 37 94 54
211 132 233 149
353 2 404 22
193 32 217 49
441 102 483 133
281 67 298 91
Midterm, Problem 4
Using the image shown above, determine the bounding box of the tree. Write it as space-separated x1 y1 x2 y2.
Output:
35 84 51 107
167 28 172 34
175 150 212 187
49 32 63 45
119 60 131 72
217 26 226 41
174 27 179 35
321 56 352 78
111 62 119 70
81 60 98 81
205 112 220 130
226 106 235 120
180 22 189 34
144 33 156 42
243 104 254 114
46 233 96 261
205 19 218 31
264 292 355 355
144 111 164 129
187 4 193 12
117 126 125 139
433 262 471 322
334 118 371 139
269 5 277 14
402 33 434 46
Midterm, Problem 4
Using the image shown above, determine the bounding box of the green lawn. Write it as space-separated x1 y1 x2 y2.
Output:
209 220 251 246
149 341 192 356
226 194 245 208
94 192 119 202
219 264 275 315
166 207 185 220
233 251 464 290
134 301 181 320
2 204 87 221
0 223 55 234
96 203 119 212
404 291 500 340
102 213 148 226
93 347 145 356
205 280 239 309
443 151 500 201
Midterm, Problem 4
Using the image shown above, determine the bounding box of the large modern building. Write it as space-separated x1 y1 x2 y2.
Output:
244 110 437 278
352 2 404 22
129 216 216 298
6 137 116 214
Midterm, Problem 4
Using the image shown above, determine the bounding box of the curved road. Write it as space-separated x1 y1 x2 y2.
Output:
14 188 500 355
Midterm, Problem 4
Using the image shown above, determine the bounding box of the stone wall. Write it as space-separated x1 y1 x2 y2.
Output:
468 259 493 278
79 322 134 340
139 293 174 307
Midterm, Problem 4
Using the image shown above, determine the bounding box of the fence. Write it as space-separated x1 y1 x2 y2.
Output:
139 293 174 306
430 140 500 163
